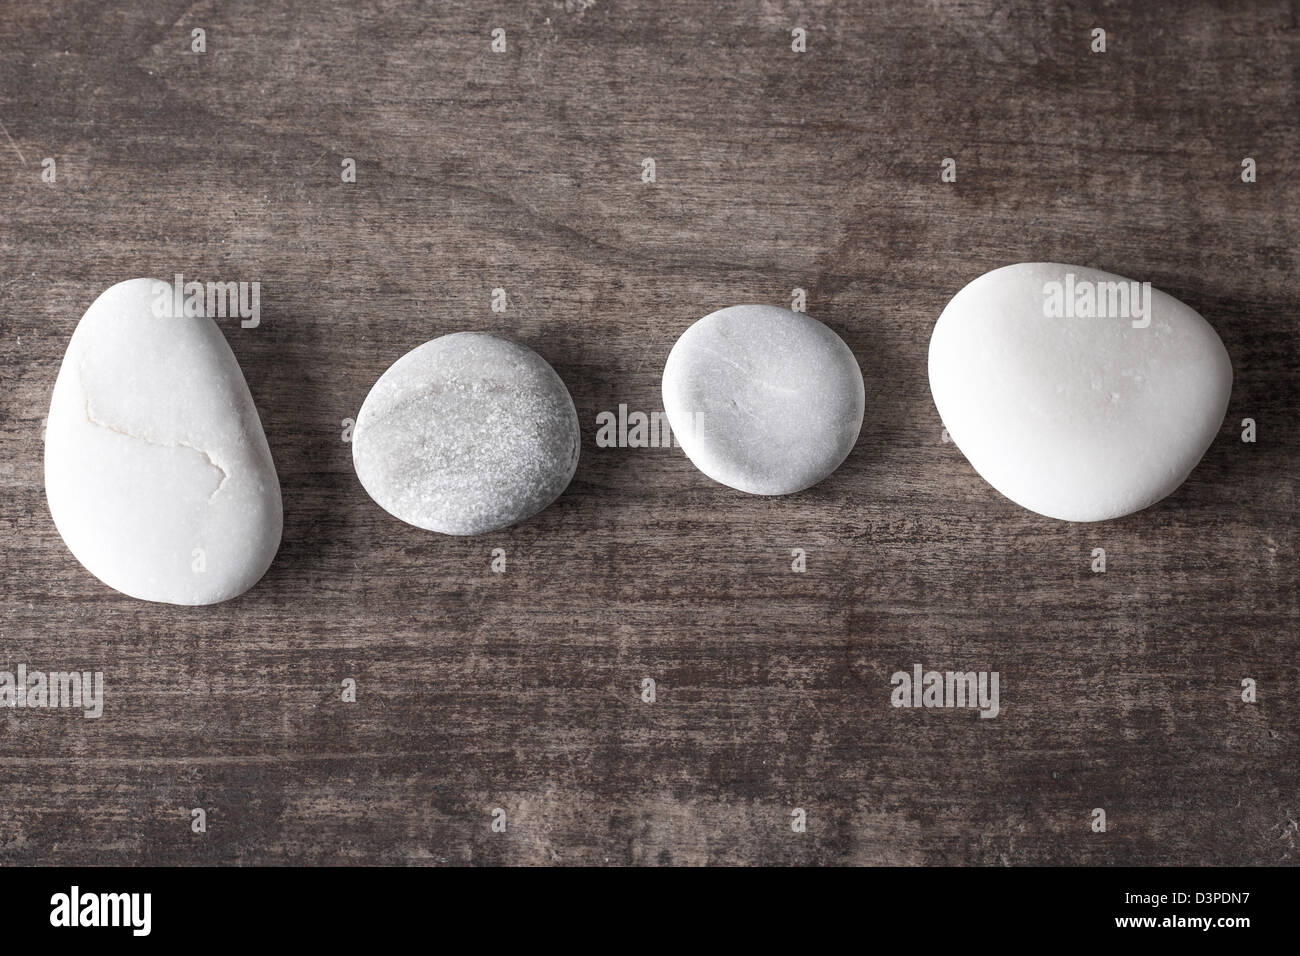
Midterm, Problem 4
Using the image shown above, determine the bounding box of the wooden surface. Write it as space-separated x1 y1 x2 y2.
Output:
1 0 1296 866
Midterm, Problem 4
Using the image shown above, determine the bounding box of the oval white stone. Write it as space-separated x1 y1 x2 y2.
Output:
929 262 1232 521
352 332 580 535
45 278 283 604
661 304 865 495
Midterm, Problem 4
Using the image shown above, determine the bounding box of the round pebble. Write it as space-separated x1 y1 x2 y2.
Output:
352 332 580 535
661 304 865 495
928 262 1232 521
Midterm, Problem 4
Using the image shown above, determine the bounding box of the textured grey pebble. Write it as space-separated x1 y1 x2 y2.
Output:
661 304 865 495
353 332 580 535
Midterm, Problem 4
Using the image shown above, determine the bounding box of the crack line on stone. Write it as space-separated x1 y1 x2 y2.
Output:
79 370 229 499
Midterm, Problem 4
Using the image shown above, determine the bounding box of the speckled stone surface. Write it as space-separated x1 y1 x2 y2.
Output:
929 262 1233 521
352 332 580 535
44 278 282 605
661 304 865 495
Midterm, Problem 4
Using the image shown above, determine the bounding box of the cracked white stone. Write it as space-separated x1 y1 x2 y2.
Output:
928 262 1233 521
352 332 580 534
45 278 282 604
661 304 865 495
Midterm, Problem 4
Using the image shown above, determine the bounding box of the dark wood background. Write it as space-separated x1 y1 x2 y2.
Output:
1 0 1295 866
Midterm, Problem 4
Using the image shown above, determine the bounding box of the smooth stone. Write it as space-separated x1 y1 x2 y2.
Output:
45 278 283 604
352 332 580 535
928 262 1232 521
661 304 865 495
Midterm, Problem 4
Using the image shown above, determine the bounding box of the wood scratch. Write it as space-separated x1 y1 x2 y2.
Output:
0 120 27 164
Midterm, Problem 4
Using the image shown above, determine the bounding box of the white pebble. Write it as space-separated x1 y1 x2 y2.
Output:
45 279 282 604
928 263 1232 521
662 305 864 495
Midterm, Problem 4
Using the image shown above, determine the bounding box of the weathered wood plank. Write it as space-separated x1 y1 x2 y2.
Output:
0 0 1295 865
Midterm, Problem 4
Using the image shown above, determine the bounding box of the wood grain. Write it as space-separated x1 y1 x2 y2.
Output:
0 0 1295 866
